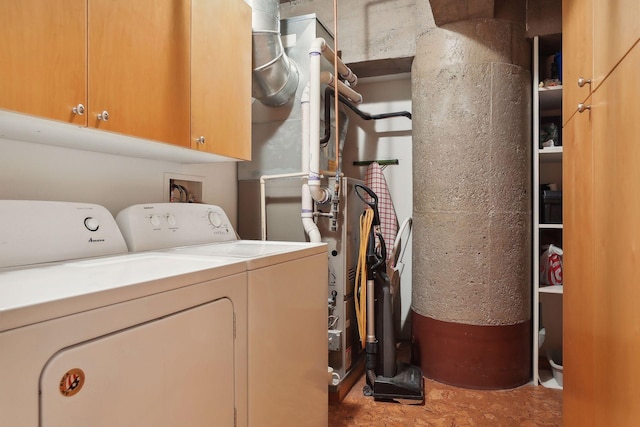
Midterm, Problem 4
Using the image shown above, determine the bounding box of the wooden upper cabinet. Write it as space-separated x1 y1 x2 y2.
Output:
88 0 191 147
1 0 251 160
562 0 593 125
562 0 640 123
593 0 640 89
191 0 252 160
0 0 87 125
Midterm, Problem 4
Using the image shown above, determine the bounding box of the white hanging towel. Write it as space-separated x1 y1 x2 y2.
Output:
364 162 398 263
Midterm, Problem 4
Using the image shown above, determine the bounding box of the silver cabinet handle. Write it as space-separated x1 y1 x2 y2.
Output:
195 136 206 144
578 77 592 87
97 110 110 121
577 103 591 113
72 104 85 115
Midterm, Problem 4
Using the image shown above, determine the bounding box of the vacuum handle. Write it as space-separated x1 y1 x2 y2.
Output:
366 229 387 272
375 231 386 267
354 184 380 226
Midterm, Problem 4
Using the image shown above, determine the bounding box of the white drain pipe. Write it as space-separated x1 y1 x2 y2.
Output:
307 39 362 205
301 85 323 242
314 38 358 88
320 71 363 104
301 39 362 242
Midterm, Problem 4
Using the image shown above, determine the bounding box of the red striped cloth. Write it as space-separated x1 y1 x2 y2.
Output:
364 162 398 262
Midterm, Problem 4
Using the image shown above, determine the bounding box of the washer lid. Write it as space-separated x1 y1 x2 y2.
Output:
0 252 245 333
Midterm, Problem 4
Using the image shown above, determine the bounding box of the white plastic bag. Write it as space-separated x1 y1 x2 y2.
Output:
540 244 563 286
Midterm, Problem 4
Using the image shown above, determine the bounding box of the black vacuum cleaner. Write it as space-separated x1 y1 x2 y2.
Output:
354 184 425 404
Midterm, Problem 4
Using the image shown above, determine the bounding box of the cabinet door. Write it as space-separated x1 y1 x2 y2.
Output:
562 97 595 426
591 43 640 425
0 0 86 125
565 45 640 426
88 0 190 146
562 0 593 125
593 0 640 89
191 0 252 160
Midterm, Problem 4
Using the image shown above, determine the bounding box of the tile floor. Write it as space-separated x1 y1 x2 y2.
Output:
329 352 562 427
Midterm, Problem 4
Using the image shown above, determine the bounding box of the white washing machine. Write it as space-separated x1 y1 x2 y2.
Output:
116 203 328 427
0 201 248 427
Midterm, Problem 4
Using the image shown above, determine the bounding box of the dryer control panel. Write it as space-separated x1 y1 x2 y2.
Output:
0 200 127 268
116 203 238 252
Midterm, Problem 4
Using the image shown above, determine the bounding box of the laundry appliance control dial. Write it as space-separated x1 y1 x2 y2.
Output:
84 217 100 232
149 215 161 227
208 211 222 227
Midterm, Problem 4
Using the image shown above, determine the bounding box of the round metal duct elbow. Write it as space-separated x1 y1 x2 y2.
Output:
251 0 299 107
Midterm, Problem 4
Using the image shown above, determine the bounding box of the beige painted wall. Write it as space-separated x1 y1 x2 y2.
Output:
342 74 414 337
0 137 238 224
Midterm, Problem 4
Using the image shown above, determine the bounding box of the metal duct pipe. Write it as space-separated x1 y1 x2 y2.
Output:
251 0 299 107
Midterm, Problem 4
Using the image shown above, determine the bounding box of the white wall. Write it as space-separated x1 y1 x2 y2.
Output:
342 73 413 338
0 137 238 225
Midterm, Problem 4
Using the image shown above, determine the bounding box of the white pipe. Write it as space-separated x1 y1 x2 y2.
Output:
320 71 363 104
260 169 338 244
300 84 322 242
301 181 322 242
315 38 358 87
308 41 331 205
301 85 311 176
302 38 361 242
260 172 308 241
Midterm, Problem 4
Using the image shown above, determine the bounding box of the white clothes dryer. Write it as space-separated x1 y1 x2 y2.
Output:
0 201 248 427
117 203 328 427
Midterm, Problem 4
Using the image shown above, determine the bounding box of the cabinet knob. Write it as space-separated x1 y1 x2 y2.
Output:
97 110 110 121
577 77 592 87
195 136 206 145
577 103 591 113
72 104 85 115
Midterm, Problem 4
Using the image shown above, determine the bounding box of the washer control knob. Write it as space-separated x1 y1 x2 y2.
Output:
84 217 100 232
150 215 161 227
208 211 222 227
166 214 177 226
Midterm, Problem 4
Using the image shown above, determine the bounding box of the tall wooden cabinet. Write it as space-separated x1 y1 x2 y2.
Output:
0 0 251 161
563 0 640 424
